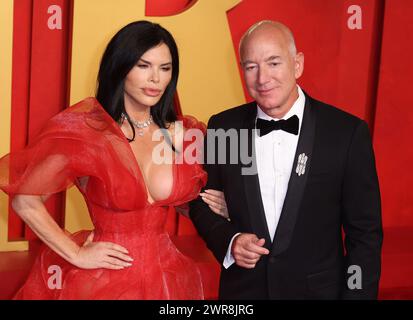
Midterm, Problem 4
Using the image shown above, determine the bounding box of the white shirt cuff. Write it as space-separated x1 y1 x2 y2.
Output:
223 233 241 269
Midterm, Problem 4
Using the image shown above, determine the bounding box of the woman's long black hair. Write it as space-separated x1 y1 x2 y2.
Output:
96 20 179 140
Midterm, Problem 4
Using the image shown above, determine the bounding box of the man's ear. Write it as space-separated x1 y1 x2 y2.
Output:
295 52 304 79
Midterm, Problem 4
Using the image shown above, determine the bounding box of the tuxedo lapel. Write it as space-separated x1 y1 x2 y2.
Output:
241 105 272 247
271 95 317 256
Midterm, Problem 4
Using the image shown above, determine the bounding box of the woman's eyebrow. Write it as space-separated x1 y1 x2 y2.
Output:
138 58 172 66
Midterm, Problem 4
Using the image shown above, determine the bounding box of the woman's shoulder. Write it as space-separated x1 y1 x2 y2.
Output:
37 97 114 141
51 97 106 126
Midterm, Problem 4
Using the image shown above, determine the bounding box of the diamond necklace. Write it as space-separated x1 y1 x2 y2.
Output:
121 112 153 137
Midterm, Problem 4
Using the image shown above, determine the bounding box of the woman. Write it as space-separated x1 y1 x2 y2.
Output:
0 21 227 299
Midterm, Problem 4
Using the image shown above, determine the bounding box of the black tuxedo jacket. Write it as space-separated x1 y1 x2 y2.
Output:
189 93 383 299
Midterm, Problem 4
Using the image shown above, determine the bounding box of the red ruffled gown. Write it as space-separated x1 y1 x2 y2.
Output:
0 98 207 299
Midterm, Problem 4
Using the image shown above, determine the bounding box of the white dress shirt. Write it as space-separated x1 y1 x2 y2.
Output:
223 86 306 268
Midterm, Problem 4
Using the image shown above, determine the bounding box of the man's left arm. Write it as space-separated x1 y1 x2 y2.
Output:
341 120 383 299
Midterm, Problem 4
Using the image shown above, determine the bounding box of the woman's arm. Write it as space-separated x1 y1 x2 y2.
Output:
12 194 134 270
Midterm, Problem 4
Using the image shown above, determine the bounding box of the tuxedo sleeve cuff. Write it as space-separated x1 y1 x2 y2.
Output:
223 233 241 269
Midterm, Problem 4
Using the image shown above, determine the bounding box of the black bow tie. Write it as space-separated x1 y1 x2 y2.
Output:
256 115 299 137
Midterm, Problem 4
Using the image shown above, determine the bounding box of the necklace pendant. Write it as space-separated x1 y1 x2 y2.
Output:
137 130 144 137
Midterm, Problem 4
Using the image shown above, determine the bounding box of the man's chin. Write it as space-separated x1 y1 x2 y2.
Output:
256 100 281 111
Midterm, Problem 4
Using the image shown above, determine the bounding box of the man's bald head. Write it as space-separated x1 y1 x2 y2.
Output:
239 20 297 59
238 20 304 119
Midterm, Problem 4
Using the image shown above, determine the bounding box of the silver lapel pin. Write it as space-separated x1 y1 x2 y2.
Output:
296 153 308 176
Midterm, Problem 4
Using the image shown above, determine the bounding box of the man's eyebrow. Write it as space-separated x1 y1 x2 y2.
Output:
241 60 257 66
265 55 281 62
241 56 282 65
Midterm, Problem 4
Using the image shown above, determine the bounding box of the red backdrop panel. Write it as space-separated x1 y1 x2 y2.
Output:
373 0 413 227
23 0 72 239
8 0 33 239
9 0 72 239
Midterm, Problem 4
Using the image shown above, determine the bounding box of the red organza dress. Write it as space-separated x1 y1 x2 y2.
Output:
0 98 207 299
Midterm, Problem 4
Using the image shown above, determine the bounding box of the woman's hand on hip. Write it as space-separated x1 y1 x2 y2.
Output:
72 232 134 270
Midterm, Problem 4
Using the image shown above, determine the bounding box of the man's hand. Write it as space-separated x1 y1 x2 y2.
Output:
231 233 269 269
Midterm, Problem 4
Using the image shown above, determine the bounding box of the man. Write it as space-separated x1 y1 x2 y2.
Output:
189 20 382 299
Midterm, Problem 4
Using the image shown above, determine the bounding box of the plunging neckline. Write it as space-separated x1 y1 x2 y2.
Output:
97 103 177 207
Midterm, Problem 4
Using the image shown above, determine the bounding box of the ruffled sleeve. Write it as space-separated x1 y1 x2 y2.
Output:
0 98 102 196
